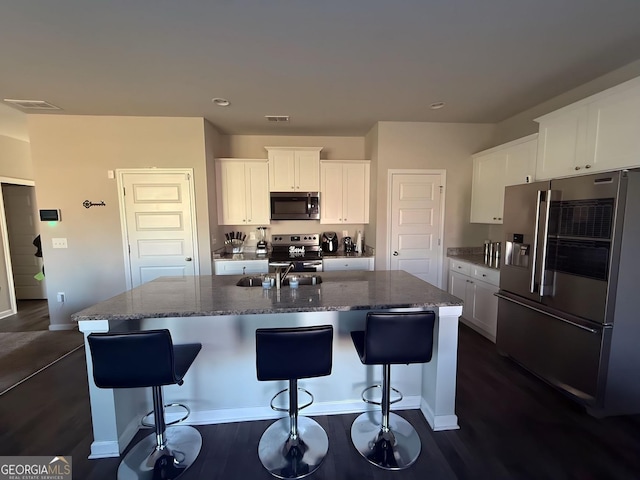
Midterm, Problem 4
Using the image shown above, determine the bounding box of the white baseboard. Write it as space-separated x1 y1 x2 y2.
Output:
89 414 140 459
48 323 77 331
182 396 423 426
420 397 459 431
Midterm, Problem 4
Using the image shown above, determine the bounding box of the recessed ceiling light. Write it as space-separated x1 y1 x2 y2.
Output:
212 97 230 107
429 101 446 110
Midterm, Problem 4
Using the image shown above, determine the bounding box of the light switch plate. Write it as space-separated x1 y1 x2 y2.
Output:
52 238 68 249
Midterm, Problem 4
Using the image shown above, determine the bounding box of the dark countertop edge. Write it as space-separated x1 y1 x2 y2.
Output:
72 302 460 322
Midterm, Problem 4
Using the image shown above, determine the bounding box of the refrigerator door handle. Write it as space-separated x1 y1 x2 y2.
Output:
530 190 544 294
538 189 554 297
495 293 600 334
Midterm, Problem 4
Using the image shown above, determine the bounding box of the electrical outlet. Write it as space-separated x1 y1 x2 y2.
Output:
250 231 256 240
57 292 65 303
212 237 217 245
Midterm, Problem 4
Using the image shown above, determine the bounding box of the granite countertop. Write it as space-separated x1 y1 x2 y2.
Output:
447 247 501 270
72 270 461 321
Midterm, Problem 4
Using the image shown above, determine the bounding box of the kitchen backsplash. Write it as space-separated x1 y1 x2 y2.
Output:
446 246 484 256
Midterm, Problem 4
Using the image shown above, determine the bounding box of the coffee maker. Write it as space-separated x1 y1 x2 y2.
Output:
343 236 354 253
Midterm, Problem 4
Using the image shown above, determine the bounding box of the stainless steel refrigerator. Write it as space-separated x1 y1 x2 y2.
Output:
496 169 640 416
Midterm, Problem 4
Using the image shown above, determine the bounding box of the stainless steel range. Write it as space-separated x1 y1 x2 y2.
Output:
268 233 323 272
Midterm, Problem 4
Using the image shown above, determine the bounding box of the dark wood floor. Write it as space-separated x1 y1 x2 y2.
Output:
1 324 639 479
0 299 50 332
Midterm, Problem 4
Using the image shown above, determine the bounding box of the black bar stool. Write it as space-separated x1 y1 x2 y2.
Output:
350 311 435 470
255 325 333 479
87 329 202 480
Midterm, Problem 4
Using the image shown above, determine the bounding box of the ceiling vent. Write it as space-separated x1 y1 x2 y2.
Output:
265 115 290 123
3 99 61 110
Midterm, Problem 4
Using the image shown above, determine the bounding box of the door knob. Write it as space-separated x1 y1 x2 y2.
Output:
393 251 399 256
185 257 192 261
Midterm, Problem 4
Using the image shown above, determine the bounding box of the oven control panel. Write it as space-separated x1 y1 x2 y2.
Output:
271 234 320 246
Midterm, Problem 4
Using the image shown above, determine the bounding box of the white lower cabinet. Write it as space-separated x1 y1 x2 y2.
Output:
448 259 499 342
322 257 374 271
214 259 268 276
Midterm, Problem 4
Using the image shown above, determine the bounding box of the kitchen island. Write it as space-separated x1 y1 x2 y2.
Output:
73 270 463 459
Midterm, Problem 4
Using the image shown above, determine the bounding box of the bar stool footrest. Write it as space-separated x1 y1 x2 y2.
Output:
141 403 190 428
361 384 403 406
270 387 314 413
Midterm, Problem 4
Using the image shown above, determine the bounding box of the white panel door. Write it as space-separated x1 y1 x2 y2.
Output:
2 185 46 299
121 171 198 288
389 173 443 287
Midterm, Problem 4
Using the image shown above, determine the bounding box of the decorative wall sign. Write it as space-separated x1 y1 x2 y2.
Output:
83 200 106 209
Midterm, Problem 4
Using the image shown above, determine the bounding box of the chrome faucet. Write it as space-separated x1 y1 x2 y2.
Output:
275 262 295 289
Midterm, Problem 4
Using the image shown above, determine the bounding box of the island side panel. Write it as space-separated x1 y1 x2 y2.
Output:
78 319 145 459
143 310 426 425
420 305 463 430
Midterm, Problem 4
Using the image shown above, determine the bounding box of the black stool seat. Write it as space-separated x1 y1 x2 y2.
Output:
255 325 333 479
88 329 202 480
350 311 435 471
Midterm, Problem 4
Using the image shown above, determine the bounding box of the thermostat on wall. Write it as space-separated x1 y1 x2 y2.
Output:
39 209 61 222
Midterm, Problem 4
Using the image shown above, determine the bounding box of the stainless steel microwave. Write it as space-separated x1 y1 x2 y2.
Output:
270 192 320 220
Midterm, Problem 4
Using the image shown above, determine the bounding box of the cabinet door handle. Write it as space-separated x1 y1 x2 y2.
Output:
393 251 399 256
575 166 581 170
585 164 592 169
185 257 192 261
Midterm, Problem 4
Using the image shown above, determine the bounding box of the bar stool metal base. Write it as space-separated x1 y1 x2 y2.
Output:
117 425 202 480
351 410 421 470
258 417 328 479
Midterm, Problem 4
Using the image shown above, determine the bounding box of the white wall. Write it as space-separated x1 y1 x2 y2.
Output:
27 115 215 329
0 104 34 317
222 135 365 160
373 122 496 286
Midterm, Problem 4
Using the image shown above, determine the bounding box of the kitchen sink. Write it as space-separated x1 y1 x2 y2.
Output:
236 275 323 287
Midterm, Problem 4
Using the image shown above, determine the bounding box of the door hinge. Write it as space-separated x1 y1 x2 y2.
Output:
438 238 441 246
123 187 126 196
128 244 130 254
439 185 444 194
186 173 191 180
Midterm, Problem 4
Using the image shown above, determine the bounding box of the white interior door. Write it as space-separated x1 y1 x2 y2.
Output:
2 184 46 299
389 172 444 287
119 170 198 288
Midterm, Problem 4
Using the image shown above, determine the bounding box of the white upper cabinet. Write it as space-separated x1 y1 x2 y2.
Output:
215 159 270 225
320 160 370 224
266 147 322 192
535 76 640 180
470 134 537 224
